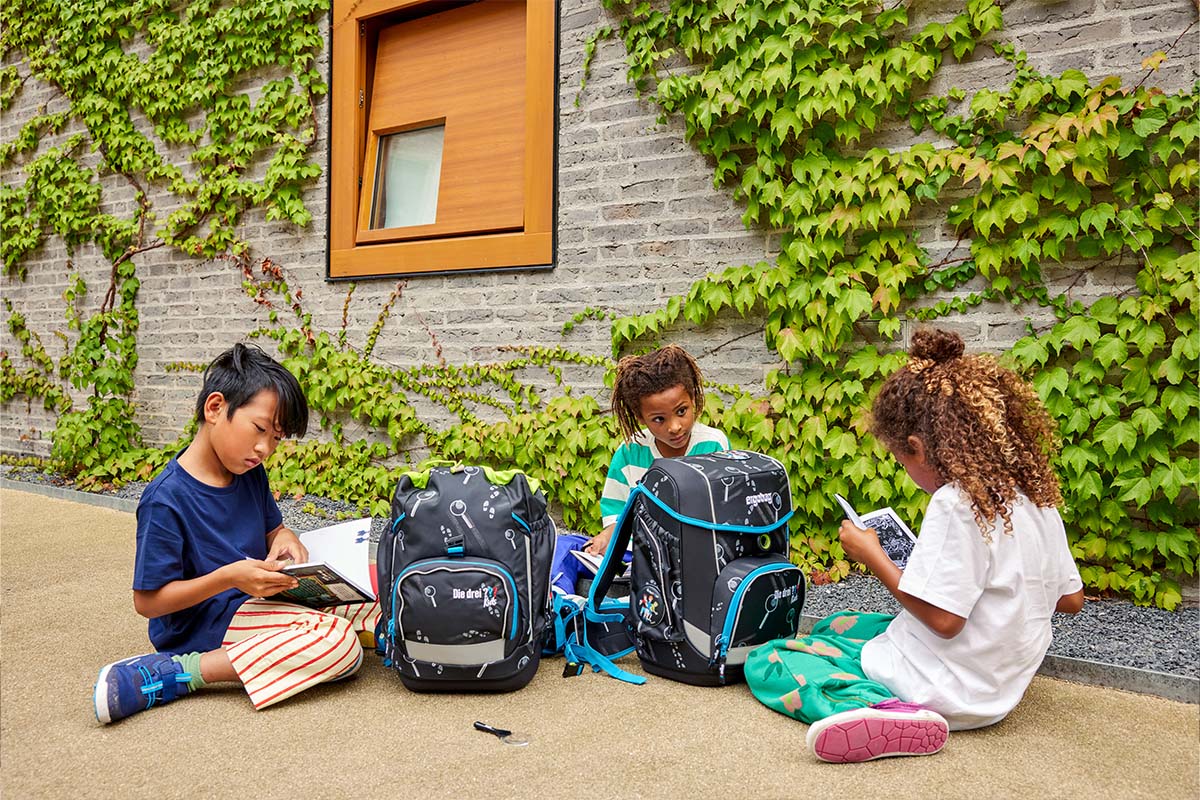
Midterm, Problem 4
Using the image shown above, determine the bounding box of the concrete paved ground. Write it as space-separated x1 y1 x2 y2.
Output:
2 488 1197 799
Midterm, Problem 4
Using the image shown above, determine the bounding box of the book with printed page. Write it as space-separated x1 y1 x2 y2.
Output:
834 493 918 569
276 517 377 608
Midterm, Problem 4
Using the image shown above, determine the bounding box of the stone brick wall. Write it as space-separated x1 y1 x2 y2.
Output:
1 0 1197 457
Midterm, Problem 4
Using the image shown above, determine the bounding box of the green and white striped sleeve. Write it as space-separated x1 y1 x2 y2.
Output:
599 440 653 528
598 424 729 528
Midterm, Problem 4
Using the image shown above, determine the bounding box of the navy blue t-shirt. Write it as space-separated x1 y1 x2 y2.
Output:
133 458 283 654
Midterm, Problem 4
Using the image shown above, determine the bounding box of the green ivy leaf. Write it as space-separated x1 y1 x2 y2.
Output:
1010 336 1049 366
1092 418 1137 457
1117 477 1152 506
1132 107 1167 137
1093 334 1128 368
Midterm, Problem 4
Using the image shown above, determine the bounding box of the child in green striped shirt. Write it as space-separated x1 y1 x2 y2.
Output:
584 345 729 555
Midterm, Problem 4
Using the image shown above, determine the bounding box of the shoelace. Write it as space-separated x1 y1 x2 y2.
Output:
136 664 192 708
137 664 163 708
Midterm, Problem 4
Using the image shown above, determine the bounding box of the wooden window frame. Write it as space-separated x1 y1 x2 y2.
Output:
328 0 557 279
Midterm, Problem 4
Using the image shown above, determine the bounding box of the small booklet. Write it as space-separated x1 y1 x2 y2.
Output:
570 548 632 578
834 493 918 569
276 518 376 608
571 549 605 576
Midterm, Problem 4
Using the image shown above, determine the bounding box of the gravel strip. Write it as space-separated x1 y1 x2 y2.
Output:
4 467 1196 680
803 573 1199 679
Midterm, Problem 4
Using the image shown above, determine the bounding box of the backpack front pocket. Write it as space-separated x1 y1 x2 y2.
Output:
631 514 683 643
710 556 805 674
391 558 519 666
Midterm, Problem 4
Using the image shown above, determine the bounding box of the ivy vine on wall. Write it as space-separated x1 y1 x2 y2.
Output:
592 0 1198 607
1 0 1195 608
1 0 326 478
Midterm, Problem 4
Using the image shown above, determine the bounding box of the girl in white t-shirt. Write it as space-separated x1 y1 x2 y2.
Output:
745 328 1084 763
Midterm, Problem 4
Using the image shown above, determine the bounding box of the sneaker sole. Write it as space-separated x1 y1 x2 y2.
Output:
94 663 115 724
808 712 948 763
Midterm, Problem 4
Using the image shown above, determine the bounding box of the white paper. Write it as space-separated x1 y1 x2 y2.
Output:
571 549 604 575
290 517 375 599
834 493 866 529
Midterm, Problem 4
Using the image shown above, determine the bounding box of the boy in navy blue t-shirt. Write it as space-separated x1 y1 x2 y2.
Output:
94 344 379 723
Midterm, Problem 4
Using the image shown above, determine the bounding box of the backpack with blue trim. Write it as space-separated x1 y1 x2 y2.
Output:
377 464 556 692
581 449 805 686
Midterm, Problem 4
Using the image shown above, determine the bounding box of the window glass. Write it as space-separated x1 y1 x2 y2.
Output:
371 125 445 229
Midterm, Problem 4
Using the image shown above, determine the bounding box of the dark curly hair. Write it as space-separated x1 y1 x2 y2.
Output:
611 345 705 441
870 328 1062 541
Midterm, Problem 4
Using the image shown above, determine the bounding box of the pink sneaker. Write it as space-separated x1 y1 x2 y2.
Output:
805 699 949 763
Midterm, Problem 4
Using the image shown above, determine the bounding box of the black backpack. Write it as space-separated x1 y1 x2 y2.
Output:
377 465 556 692
583 450 805 686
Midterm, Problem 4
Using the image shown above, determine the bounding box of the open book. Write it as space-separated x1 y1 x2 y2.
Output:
570 549 631 578
571 549 605 576
277 518 376 608
834 493 918 569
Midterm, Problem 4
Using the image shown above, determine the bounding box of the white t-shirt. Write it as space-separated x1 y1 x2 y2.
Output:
861 483 1082 730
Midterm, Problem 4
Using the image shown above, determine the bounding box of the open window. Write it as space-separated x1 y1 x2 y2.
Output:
330 0 556 278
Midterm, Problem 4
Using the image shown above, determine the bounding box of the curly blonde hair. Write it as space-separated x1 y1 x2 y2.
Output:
611 345 705 441
870 328 1062 541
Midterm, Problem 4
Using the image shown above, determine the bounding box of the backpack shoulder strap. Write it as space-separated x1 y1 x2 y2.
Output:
574 487 646 685
566 632 644 684
585 484 642 616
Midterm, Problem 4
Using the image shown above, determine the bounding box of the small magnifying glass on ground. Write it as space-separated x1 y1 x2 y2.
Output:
473 721 530 747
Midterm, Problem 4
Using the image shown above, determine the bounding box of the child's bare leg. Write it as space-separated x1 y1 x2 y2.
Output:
200 648 240 684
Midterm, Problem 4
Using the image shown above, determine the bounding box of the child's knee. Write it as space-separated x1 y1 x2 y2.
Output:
314 616 365 683
324 613 358 644
329 648 364 682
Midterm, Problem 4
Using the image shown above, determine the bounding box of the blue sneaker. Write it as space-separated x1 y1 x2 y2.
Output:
94 653 192 724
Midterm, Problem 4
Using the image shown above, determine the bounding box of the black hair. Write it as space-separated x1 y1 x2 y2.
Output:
195 343 308 438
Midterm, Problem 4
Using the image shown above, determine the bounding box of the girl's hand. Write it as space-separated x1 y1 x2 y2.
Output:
225 559 299 598
839 520 886 567
266 526 308 564
584 528 614 555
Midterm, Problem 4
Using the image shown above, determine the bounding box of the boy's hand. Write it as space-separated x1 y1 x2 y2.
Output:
266 526 308 564
225 559 300 598
838 520 886 567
